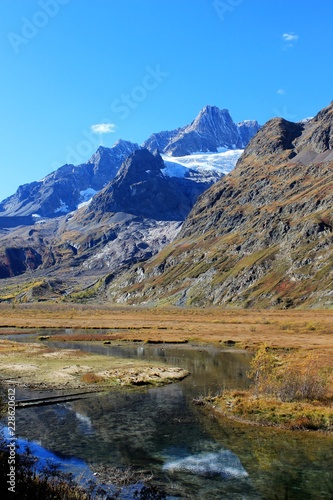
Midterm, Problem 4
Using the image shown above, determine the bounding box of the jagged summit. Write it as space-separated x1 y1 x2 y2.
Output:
293 100 333 157
0 101 332 308
142 128 182 153
162 105 260 156
114 148 164 180
111 139 141 154
237 117 304 167
187 105 232 130
0 104 259 285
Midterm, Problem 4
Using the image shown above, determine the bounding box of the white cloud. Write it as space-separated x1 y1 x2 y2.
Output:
282 33 299 43
277 89 285 95
91 123 117 134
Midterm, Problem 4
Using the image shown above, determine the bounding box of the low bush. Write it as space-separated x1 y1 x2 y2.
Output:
81 372 105 384
248 345 332 402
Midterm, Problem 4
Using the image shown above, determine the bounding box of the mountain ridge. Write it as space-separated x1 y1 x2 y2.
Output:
79 148 213 222
0 106 259 220
105 102 333 309
0 139 139 218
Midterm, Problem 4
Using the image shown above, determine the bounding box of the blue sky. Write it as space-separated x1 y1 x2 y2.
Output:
0 0 332 201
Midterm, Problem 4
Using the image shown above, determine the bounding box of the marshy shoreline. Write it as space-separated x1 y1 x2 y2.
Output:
0 338 190 393
1 303 333 430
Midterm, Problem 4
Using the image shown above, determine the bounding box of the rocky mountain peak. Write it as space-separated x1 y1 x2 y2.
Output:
0 105 260 287
112 138 140 153
163 105 260 156
114 148 165 183
188 105 232 128
84 148 210 222
293 101 333 155
237 120 261 146
185 105 235 138
0 140 139 218
0 105 259 220
237 117 304 167
142 128 183 153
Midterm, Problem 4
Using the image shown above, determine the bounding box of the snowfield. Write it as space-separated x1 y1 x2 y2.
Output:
161 149 243 182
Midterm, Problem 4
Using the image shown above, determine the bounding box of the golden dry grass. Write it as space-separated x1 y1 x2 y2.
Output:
0 303 332 348
210 390 333 431
0 304 332 385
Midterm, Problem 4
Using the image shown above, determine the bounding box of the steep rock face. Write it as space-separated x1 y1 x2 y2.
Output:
107 103 333 309
0 105 260 291
36 149 213 276
87 140 140 189
237 120 263 148
234 117 304 169
0 140 139 218
293 101 333 157
163 106 260 156
143 128 183 153
0 246 42 279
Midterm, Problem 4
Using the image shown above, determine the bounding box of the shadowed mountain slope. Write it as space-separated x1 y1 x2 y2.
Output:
82 149 211 222
0 105 259 223
0 104 261 298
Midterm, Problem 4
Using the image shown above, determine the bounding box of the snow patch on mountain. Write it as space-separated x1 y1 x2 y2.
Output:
54 200 69 214
78 188 98 209
161 149 243 181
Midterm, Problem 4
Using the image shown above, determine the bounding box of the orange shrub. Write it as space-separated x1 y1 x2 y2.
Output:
81 372 105 384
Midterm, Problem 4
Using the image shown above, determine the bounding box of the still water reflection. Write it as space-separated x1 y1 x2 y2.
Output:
8 331 333 499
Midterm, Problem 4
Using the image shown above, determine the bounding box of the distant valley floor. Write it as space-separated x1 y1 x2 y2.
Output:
0 303 332 353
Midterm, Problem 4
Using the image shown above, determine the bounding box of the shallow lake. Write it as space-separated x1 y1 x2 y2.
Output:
3 330 333 499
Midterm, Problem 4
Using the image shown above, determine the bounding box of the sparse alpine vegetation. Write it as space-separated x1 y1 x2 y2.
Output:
107 102 333 309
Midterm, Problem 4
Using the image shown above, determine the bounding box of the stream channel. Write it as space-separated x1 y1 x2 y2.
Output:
2 329 333 499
